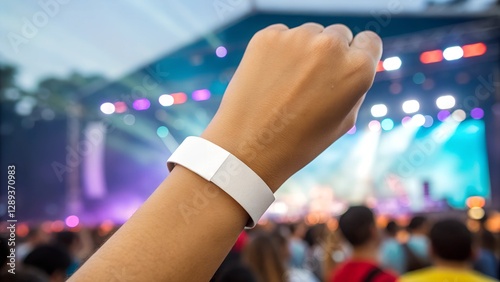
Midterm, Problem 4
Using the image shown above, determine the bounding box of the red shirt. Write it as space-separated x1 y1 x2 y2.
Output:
330 260 398 282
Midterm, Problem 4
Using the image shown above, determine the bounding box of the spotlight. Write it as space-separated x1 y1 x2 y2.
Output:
452 109 466 122
436 95 455 109
381 118 394 131
443 46 463 61
462 43 487 58
470 108 484 120
171 92 187 104
192 89 211 101
132 98 150 111
402 100 420 114
368 120 381 132
157 126 169 138
65 215 80 228
216 46 227 58
159 94 174 107
420 50 443 64
382 57 402 71
371 104 388 118
100 102 115 115
412 114 425 127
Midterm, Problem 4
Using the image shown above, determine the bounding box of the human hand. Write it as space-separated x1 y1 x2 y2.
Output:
202 23 382 191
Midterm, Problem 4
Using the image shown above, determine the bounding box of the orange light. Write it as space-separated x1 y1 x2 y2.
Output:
114 102 127 113
51 220 64 232
420 50 443 64
16 223 29 237
171 92 187 104
466 196 485 208
462 43 487 58
376 61 384 72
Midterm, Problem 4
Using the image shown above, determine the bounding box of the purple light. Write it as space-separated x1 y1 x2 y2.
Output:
437 110 451 121
470 108 484 119
192 89 211 101
132 98 150 111
216 46 227 58
65 215 79 228
368 120 381 132
347 126 356 135
401 116 412 127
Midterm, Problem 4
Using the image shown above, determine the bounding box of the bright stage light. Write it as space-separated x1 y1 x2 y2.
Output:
402 100 420 114
423 115 434 127
401 116 412 128
462 43 487 58
216 46 227 58
371 104 387 117
412 114 425 127
437 110 451 121
381 118 394 131
347 126 356 135
368 120 381 132
132 98 150 111
114 101 127 113
452 109 466 122
159 94 174 106
65 215 80 228
471 108 484 120
157 126 169 138
171 92 187 104
100 102 115 114
382 57 402 71
192 89 211 101
420 50 443 64
466 196 485 209
436 95 455 109
443 46 464 61
468 207 485 220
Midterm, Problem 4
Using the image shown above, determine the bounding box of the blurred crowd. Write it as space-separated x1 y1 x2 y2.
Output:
1 205 499 282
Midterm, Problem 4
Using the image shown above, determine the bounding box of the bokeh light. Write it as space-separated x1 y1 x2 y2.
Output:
123 114 135 125
412 72 426 84
132 98 150 111
436 95 455 110
171 92 187 104
412 114 425 127
371 104 388 117
402 100 420 114
452 109 466 122
468 207 485 220
159 94 174 106
216 46 227 58
114 101 127 113
192 89 211 101
423 115 434 127
65 215 80 228
100 102 115 115
443 46 464 61
470 108 484 119
383 56 402 71
381 118 394 131
401 116 412 128
157 126 169 138
437 110 451 121
368 120 381 132
346 126 356 135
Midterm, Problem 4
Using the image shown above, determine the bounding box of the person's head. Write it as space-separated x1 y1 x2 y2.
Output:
289 222 307 239
216 264 256 282
26 228 51 246
429 219 475 264
0 267 49 282
408 216 429 235
23 245 71 282
243 233 286 282
338 206 379 249
385 221 399 238
54 231 81 255
304 224 326 248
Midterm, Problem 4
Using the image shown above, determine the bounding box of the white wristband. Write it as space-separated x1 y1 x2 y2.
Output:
167 136 275 229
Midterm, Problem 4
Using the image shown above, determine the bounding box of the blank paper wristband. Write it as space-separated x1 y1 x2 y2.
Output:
167 136 275 229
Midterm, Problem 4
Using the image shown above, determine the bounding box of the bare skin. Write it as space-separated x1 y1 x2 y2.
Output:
70 23 383 281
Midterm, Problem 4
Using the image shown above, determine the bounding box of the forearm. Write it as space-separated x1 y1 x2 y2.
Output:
70 166 248 281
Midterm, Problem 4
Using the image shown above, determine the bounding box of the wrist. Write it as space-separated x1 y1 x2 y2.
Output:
201 119 283 192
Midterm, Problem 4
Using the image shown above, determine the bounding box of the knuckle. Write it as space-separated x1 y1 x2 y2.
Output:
310 34 342 52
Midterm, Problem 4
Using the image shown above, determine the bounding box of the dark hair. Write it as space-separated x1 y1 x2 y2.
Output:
304 224 326 247
23 245 71 276
339 206 375 247
54 231 78 250
385 221 399 237
429 219 473 261
408 216 427 232
216 264 256 282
